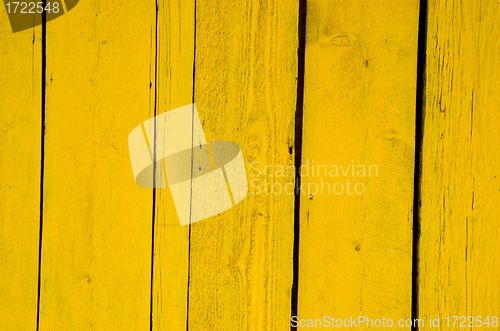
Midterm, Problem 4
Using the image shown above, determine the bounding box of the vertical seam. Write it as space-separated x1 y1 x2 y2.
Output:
290 0 307 328
411 0 429 330
36 2 47 330
185 0 197 330
149 0 160 329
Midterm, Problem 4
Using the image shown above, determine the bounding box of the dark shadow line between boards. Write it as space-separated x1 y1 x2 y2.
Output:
411 0 429 330
150 1 160 330
290 0 307 329
36 2 47 330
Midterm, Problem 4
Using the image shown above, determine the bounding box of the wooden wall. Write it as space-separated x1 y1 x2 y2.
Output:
0 0 498 329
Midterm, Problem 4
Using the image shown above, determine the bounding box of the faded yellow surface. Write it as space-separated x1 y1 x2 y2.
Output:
297 0 419 329
187 0 298 329
0 14 41 331
1 0 500 330
151 0 194 329
419 0 500 329
37 1 155 329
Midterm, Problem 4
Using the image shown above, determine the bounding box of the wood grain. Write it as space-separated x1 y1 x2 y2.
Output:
2 0 499 329
0 16 42 331
297 0 419 328
37 1 155 329
187 0 299 329
419 0 500 329
151 0 194 329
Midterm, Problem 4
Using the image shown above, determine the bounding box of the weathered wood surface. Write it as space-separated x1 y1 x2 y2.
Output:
419 0 500 330
0 12 42 331
38 1 155 329
297 0 420 329
0 0 499 330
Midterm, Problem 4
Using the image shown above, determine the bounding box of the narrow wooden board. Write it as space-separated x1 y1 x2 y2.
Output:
151 0 195 329
186 0 299 329
298 0 419 327
38 1 156 329
419 0 500 329
0 16 42 331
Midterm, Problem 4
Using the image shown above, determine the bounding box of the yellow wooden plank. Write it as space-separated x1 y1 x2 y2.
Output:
152 0 195 329
186 0 299 329
0 16 42 331
297 0 419 328
38 1 156 329
419 0 500 329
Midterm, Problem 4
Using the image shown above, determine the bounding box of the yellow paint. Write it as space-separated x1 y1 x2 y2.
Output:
37 1 155 329
2 0 500 330
186 0 298 329
419 0 500 329
298 0 419 329
0 18 42 331
151 0 194 329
